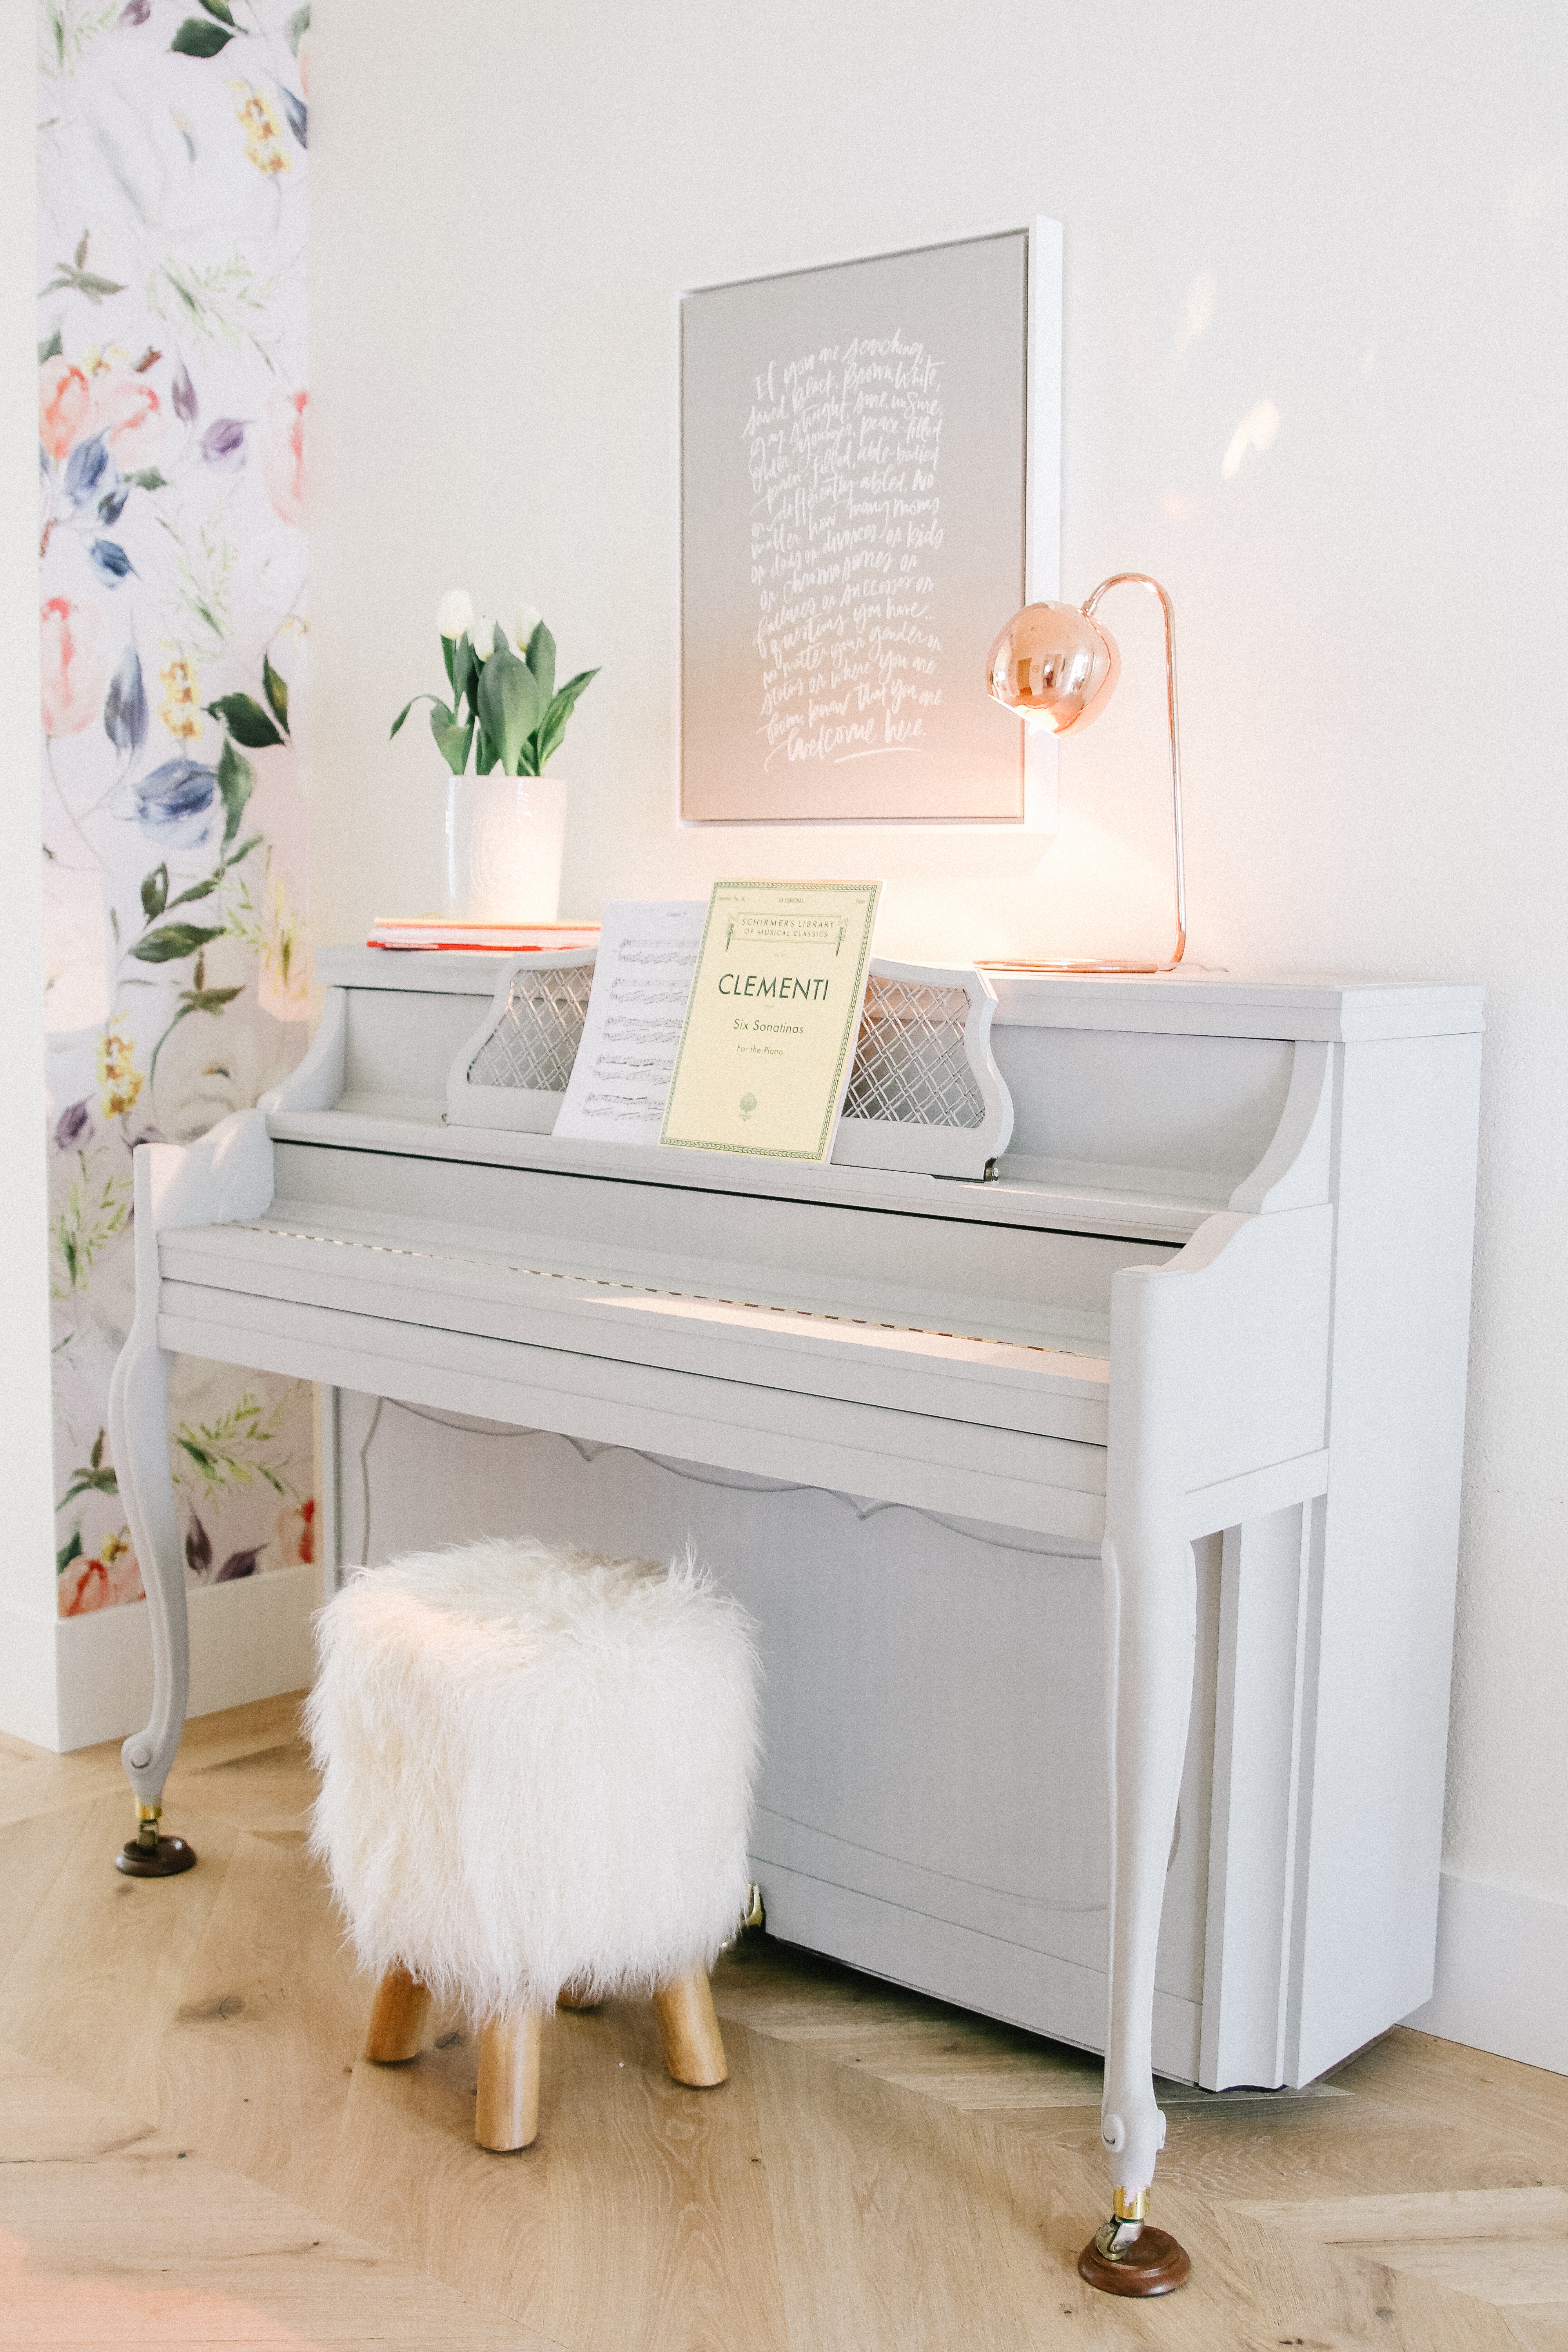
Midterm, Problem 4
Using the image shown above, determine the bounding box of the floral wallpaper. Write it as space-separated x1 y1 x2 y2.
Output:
38 0 315 1618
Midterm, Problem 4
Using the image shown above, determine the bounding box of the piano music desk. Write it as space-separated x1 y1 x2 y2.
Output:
107 953 1483 2246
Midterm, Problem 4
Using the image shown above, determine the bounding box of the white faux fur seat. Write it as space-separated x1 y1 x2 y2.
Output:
306 1534 759 2150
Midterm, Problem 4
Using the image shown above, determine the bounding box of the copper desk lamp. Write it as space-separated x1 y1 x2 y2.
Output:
982 573 1186 974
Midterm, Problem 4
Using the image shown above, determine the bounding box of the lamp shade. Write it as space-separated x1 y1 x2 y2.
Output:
985 600 1121 736
979 572 1187 974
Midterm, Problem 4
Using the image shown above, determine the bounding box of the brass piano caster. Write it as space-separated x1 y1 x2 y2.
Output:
721 1883 766 1953
114 1803 196 1878
1077 2188 1191 2297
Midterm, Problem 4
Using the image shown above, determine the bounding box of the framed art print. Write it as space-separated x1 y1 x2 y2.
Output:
678 220 1061 828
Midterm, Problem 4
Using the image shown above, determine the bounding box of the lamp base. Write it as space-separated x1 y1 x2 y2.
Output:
976 957 1163 975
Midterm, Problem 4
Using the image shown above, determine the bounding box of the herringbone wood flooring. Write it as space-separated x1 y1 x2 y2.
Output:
0 1694 1563 2350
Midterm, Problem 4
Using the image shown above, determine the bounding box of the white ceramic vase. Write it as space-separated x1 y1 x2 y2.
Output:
444 771 566 923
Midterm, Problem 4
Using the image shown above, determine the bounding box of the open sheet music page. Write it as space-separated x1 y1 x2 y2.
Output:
550 901 706 1145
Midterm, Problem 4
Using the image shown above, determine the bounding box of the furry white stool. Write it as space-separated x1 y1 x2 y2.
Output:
306 1535 759 2151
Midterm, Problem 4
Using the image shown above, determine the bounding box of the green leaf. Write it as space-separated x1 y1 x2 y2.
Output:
262 652 289 734
140 864 168 920
391 692 450 742
188 985 244 1013
167 873 220 908
451 634 475 715
43 264 128 303
534 667 600 769
127 467 167 490
171 17 233 54
473 728 499 775
205 691 283 749
217 735 253 848
524 620 556 706
285 2 310 51
130 920 226 965
56 1528 83 1576
58 1458 119 1508
149 1001 199 1084
89 1431 103 1469
198 0 236 20
476 640 544 776
38 328 62 365
430 709 474 776
225 831 263 867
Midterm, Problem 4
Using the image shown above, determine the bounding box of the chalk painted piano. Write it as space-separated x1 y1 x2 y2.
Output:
109 947 1482 2259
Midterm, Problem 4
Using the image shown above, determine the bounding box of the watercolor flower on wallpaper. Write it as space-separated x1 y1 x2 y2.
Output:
39 0 315 1619
58 1530 146 1617
260 384 307 528
96 1020 143 1120
126 757 222 848
40 595 108 736
232 81 291 178
158 652 203 739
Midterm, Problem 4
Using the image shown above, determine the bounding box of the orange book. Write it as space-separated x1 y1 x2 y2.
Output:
367 917 600 953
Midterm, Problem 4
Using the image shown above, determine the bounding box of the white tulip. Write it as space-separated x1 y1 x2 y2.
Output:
468 613 496 661
515 603 544 654
436 588 474 641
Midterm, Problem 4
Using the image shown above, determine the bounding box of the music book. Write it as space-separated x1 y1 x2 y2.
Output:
659 880 882 1163
367 917 599 952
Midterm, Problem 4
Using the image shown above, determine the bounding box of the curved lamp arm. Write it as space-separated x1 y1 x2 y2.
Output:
1081 573 1187 970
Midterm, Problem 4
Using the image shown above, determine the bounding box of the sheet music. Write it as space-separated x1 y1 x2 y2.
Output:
550 900 706 1145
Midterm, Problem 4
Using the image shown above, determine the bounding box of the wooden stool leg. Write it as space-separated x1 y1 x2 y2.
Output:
476 2011 542 2150
363 1964 431 2063
652 1965 728 2087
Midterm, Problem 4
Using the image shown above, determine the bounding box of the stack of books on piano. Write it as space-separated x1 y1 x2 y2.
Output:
367 917 601 953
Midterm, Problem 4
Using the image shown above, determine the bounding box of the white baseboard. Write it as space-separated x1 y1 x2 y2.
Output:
0 1606 67 1749
1403 1868 1568 2078
0 1567 319 1755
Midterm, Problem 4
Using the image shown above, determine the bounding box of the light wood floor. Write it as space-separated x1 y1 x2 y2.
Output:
1 1696 1564 2350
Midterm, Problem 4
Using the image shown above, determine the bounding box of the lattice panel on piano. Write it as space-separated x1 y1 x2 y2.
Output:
844 975 987 1131
448 948 1011 1174
466 964 595 1096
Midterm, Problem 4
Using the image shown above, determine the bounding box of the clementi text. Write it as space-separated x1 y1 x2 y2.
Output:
717 973 830 1001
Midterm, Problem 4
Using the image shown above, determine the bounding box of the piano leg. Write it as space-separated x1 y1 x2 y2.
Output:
102 1113 278 1874
1078 1522 1196 2296
106 1323 196 1878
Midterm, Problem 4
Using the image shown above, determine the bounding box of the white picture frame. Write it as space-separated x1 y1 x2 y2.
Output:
673 218 1061 835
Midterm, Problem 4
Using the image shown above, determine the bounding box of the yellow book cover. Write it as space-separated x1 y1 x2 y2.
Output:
659 880 882 1161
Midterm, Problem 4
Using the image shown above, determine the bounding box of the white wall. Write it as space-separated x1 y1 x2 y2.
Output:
0 4 60 1738
309 3 1567 1942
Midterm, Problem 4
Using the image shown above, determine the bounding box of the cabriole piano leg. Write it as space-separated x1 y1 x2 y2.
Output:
106 1316 195 1877
1078 1522 1197 2296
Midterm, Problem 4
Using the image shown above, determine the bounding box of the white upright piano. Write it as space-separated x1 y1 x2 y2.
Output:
110 948 1483 2250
